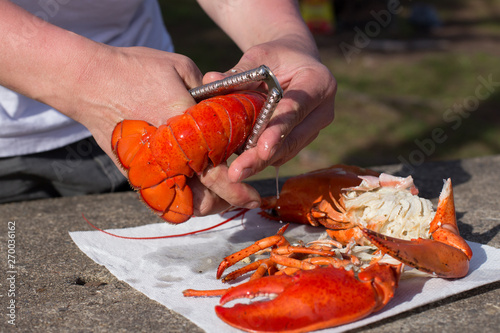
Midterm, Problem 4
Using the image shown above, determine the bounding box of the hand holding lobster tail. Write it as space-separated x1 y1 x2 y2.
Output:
111 91 266 223
112 65 283 223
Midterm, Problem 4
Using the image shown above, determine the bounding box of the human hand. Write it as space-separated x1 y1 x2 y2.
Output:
70 45 262 217
228 40 337 177
68 44 260 217
0 3 235 219
195 37 336 214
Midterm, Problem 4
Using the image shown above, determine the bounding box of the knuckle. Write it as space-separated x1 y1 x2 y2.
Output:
282 134 300 159
175 53 197 69
174 55 202 84
200 166 222 189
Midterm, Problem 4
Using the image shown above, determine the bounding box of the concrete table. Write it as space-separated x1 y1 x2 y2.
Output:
1 155 499 332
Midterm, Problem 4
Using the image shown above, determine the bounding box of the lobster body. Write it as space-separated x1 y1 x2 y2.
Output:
260 165 379 225
112 91 266 223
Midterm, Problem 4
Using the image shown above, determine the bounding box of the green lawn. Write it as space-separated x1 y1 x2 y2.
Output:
158 0 500 179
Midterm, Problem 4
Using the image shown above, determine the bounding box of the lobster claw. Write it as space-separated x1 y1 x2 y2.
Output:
215 264 401 333
363 178 473 278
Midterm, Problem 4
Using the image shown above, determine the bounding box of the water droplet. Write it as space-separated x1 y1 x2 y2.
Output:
275 166 280 199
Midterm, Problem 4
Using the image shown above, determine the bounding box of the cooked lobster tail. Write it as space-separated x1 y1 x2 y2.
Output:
111 91 266 223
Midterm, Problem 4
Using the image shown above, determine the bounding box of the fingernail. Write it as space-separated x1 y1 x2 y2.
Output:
238 168 253 181
244 201 260 209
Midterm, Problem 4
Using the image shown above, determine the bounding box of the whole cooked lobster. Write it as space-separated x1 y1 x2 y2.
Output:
184 165 473 333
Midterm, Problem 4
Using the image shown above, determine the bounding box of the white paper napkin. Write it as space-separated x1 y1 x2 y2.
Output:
70 210 500 333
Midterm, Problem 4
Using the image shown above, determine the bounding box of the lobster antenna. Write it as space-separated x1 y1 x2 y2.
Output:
82 210 248 240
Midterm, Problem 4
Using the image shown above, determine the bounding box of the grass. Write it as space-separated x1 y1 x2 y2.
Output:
157 0 500 179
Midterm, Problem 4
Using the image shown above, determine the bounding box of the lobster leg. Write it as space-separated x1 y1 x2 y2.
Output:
215 264 401 333
222 258 276 283
362 179 472 278
217 224 290 279
217 224 341 281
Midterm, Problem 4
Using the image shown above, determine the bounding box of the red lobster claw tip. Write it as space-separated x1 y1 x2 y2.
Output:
215 265 398 333
362 228 470 278
216 274 295 333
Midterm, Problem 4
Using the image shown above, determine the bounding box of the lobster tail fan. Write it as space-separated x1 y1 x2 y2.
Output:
161 180 193 223
112 119 150 152
151 124 194 178
111 92 267 224
139 180 175 213
139 175 193 224
127 143 168 188
112 120 156 169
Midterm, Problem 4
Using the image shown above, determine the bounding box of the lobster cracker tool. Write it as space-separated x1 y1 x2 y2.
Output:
189 65 283 153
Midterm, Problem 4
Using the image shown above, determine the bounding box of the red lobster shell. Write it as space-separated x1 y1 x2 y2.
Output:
184 165 473 333
111 91 266 223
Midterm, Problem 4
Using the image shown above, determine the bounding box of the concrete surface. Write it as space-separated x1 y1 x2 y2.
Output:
1 156 499 332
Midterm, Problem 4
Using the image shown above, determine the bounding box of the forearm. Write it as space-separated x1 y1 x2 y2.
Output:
197 0 318 58
0 0 105 119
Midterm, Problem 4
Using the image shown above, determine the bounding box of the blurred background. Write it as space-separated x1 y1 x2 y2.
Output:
157 0 500 179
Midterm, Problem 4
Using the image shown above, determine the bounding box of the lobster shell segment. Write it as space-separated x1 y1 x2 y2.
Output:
111 91 266 223
215 264 401 333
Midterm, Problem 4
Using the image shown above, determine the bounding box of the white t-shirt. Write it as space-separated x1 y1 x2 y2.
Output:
0 0 174 157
